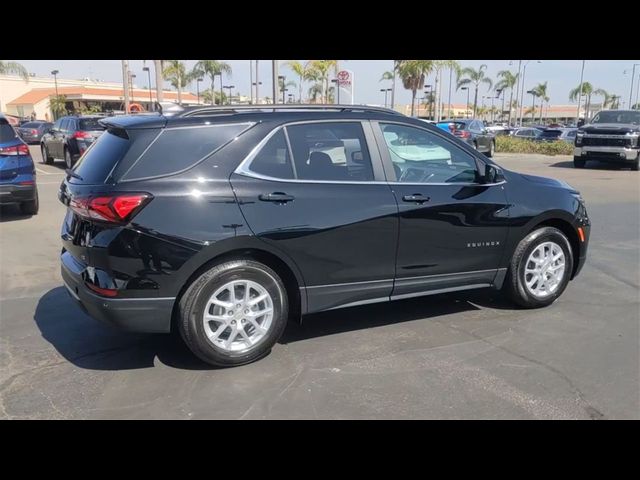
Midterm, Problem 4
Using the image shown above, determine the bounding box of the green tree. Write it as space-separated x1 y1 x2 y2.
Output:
431 60 459 121
162 60 189 104
397 60 435 116
457 64 493 118
278 77 297 103
0 61 29 80
192 60 232 105
308 83 323 103
569 82 596 121
495 69 519 125
284 60 308 103
380 71 393 82
50 95 68 119
531 82 548 123
305 60 338 103
201 88 226 106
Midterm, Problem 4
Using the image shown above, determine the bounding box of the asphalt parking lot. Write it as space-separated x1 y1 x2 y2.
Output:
0 146 638 419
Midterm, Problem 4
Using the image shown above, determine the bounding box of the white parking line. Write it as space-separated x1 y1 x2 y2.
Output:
36 168 64 175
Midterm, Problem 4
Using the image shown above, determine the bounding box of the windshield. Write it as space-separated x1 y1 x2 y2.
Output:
591 111 640 125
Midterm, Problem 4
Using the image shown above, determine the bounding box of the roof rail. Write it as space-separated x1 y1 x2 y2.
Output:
175 104 403 117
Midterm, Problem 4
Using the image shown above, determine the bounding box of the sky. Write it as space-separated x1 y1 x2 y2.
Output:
13 60 640 108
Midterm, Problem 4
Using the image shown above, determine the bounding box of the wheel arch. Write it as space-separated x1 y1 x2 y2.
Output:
526 214 582 279
170 239 306 331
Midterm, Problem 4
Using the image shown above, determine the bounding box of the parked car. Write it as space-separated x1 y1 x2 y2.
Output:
0 114 39 214
59 104 590 367
573 110 640 169
16 121 53 144
40 115 106 168
511 127 543 139
434 119 495 156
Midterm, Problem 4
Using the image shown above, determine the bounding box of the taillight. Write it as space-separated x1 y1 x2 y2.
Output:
0 144 30 156
70 193 151 223
31 129 38 135
85 282 118 297
453 130 470 139
73 131 91 139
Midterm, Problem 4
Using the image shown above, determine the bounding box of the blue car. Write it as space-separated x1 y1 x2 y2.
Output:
0 114 39 215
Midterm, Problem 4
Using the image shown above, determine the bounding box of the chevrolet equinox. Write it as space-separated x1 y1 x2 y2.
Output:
59 105 590 366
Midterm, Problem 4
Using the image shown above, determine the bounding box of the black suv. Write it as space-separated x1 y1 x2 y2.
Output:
41 115 106 168
58 105 590 367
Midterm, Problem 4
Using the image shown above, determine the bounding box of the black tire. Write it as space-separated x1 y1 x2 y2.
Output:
19 191 39 215
631 155 639 171
41 144 53 164
485 140 495 157
178 259 288 367
573 156 586 168
503 226 573 308
64 148 73 169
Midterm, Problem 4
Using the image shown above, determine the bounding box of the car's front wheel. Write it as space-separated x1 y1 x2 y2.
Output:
64 148 73 169
503 226 573 308
573 156 586 168
41 145 53 164
486 140 495 157
177 259 289 367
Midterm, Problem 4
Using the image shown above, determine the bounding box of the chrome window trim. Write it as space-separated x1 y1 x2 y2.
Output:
234 119 505 187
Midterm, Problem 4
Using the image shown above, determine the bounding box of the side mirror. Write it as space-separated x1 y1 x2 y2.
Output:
484 164 504 184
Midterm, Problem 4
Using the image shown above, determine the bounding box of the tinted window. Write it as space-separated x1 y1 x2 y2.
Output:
248 130 294 179
540 130 562 138
286 122 374 182
122 123 250 180
71 131 131 184
0 123 18 143
21 122 42 128
53 119 63 130
565 130 577 138
79 118 105 131
60 119 71 132
380 123 478 184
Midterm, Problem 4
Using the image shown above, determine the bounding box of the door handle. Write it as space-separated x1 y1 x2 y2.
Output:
259 192 295 203
402 194 430 204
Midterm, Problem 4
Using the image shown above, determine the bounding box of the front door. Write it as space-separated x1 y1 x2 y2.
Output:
373 121 510 298
231 121 398 313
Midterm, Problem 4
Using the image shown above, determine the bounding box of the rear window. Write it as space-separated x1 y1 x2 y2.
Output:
21 122 42 128
437 121 467 130
121 123 251 181
540 130 562 138
0 123 18 143
71 130 131 184
79 118 105 131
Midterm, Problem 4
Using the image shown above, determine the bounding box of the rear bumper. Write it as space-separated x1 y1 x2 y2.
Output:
0 183 36 204
574 146 639 162
61 250 174 333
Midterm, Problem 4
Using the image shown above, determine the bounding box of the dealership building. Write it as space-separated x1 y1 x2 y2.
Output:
0 74 198 121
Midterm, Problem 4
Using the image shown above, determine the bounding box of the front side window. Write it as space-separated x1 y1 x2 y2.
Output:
379 123 479 184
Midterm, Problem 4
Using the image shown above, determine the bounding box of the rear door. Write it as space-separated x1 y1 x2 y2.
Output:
372 121 510 298
231 120 399 313
49 118 64 158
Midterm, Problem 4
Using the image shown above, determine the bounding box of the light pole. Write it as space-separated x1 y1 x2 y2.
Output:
627 64 640 108
576 60 586 125
249 60 253 104
635 73 640 109
51 70 59 97
461 87 469 118
142 66 153 108
287 93 293 103
495 88 503 123
425 84 433 119
527 90 536 124
252 81 262 104
519 60 541 126
130 73 136 105
223 85 235 105
331 79 340 104
511 60 522 127
278 75 285 104
196 78 203 104
380 88 391 107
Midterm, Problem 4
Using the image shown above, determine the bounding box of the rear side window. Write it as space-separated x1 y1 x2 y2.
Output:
122 123 251 181
0 123 18 143
248 130 294 179
79 118 105 131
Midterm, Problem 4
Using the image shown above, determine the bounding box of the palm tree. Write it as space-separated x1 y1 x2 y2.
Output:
569 81 596 121
305 60 338 103
284 61 308 103
307 83 323 103
495 69 519 125
50 95 67 120
632 103 640 110
380 71 393 83
278 77 297 103
162 60 190 104
430 60 459 121
531 82 548 124
457 64 493 118
0 61 29 80
397 60 435 116
525 106 536 120
193 60 232 106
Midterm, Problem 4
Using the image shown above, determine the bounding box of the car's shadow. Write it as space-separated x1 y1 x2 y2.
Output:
34 285 516 372
0 205 34 222
549 160 635 170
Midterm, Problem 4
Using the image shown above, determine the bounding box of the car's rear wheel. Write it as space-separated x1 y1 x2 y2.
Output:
20 191 39 215
41 145 53 164
486 140 495 157
631 155 639 171
64 148 73 169
177 259 288 367
503 226 573 308
573 156 586 168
